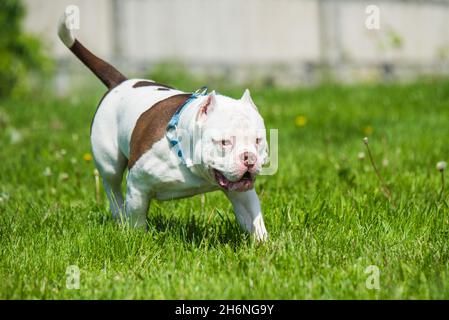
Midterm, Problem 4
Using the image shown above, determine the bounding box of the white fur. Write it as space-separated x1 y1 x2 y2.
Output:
57 12 75 47
90 83 268 240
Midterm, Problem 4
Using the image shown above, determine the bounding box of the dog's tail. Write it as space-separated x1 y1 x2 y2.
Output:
57 11 127 89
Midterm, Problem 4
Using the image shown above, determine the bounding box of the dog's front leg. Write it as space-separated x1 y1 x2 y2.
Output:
225 189 268 242
123 176 150 229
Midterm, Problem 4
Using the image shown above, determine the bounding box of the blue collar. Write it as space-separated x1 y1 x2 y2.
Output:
166 86 208 166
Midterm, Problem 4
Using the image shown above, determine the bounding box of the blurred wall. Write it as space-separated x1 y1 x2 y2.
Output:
23 0 449 86
24 0 113 59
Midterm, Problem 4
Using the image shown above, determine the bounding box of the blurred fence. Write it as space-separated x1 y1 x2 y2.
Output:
24 0 449 87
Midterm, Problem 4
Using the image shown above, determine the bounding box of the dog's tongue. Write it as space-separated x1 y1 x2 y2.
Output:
215 172 230 188
214 170 254 192
227 179 254 191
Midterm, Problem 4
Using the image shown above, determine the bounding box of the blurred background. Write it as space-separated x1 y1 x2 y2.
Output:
3 0 449 97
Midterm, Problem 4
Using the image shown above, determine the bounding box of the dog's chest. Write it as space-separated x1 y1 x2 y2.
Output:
131 138 218 200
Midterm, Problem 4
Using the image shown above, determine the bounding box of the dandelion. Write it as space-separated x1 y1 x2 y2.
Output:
59 172 69 182
43 167 52 177
0 192 10 204
357 152 366 171
362 137 394 204
437 161 447 172
83 153 93 162
363 125 373 135
55 148 67 160
437 161 446 200
10 128 23 144
295 116 307 127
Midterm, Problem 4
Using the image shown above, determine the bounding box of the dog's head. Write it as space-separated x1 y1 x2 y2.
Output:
193 90 268 192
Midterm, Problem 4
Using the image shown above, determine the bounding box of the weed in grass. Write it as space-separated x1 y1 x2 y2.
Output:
437 161 447 201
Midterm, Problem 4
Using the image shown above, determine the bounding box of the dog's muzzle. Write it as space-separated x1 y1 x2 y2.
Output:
213 169 255 192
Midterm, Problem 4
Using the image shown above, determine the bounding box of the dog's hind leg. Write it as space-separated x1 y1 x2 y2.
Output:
92 140 127 220
102 170 125 219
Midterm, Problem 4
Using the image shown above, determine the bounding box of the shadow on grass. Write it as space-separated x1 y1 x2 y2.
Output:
88 202 249 249
146 211 248 248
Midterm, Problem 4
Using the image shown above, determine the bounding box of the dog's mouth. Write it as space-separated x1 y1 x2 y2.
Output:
213 169 255 192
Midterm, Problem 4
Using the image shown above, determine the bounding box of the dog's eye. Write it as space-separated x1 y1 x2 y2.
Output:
213 138 233 148
256 138 262 145
221 139 232 147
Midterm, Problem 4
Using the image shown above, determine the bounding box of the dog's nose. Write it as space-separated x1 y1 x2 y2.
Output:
240 151 257 168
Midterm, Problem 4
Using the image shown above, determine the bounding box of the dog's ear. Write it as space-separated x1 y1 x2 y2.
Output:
241 89 258 111
196 91 217 122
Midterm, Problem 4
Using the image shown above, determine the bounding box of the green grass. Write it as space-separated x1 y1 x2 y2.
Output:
1 78 449 299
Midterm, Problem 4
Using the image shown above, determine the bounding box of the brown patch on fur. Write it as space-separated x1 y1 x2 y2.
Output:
70 40 127 89
132 81 174 89
128 94 191 169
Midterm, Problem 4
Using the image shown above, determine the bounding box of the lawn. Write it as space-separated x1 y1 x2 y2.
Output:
1 78 449 299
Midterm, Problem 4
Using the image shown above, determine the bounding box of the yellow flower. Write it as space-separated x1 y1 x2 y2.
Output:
83 153 93 162
295 115 307 127
363 125 373 135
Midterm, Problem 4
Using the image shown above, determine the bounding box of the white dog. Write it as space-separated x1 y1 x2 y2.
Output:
58 12 268 241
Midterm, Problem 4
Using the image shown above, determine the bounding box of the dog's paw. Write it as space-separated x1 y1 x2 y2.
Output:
252 216 268 242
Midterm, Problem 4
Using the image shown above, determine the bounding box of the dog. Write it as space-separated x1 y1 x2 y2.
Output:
57 11 269 241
